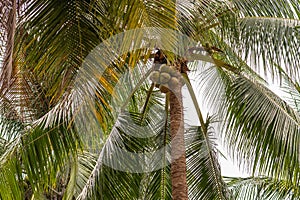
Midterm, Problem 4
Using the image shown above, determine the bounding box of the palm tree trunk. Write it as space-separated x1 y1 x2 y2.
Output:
169 74 188 200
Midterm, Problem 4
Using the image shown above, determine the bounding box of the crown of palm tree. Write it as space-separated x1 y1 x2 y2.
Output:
0 0 299 199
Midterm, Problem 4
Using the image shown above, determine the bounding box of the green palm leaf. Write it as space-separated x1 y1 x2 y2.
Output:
236 17 300 81
225 176 300 199
64 151 97 200
233 0 299 19
224 74 300 184
186 124 231 200
0 159 23 200
77 109 170 199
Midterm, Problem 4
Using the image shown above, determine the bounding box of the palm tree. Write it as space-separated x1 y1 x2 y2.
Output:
0 0 299 199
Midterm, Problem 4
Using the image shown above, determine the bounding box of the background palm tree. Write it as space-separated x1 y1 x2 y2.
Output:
0 0 299 199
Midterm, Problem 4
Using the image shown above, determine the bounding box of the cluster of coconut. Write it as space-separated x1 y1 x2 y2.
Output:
149 64 185 93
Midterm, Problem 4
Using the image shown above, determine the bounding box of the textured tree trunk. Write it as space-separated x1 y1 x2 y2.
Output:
169 75 188 200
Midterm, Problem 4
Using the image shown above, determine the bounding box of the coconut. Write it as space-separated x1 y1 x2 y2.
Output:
169 77 180 89
159 84 169 93
159 64 167 71
159 72 171 84
169 65 177 72
170 70 181 78
160 64 173 73
179 76 185 85
153 64 161 71
167 66 177 76
149 71 160 83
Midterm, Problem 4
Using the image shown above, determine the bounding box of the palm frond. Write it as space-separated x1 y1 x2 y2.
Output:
224 74 300 184
77 95 169 199
220 0 300 82
225 176 300 200
186 123 231 200
18 0 101 106
0 116 22 158
0 0 17 88
183 73 231 199
189 0 238 38
0 117 26 199
280 78 300 113
13 124 78 197
79 108 170 199
233 0 299 19
64 151 97 200
236 17 300 81
0 117 80 198
0 159 23 200
0 70 51 122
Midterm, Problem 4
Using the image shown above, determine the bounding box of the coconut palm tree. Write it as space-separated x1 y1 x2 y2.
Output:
0 0 299 199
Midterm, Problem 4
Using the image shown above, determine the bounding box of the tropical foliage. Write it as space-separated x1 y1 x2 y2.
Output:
0 0 299 199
